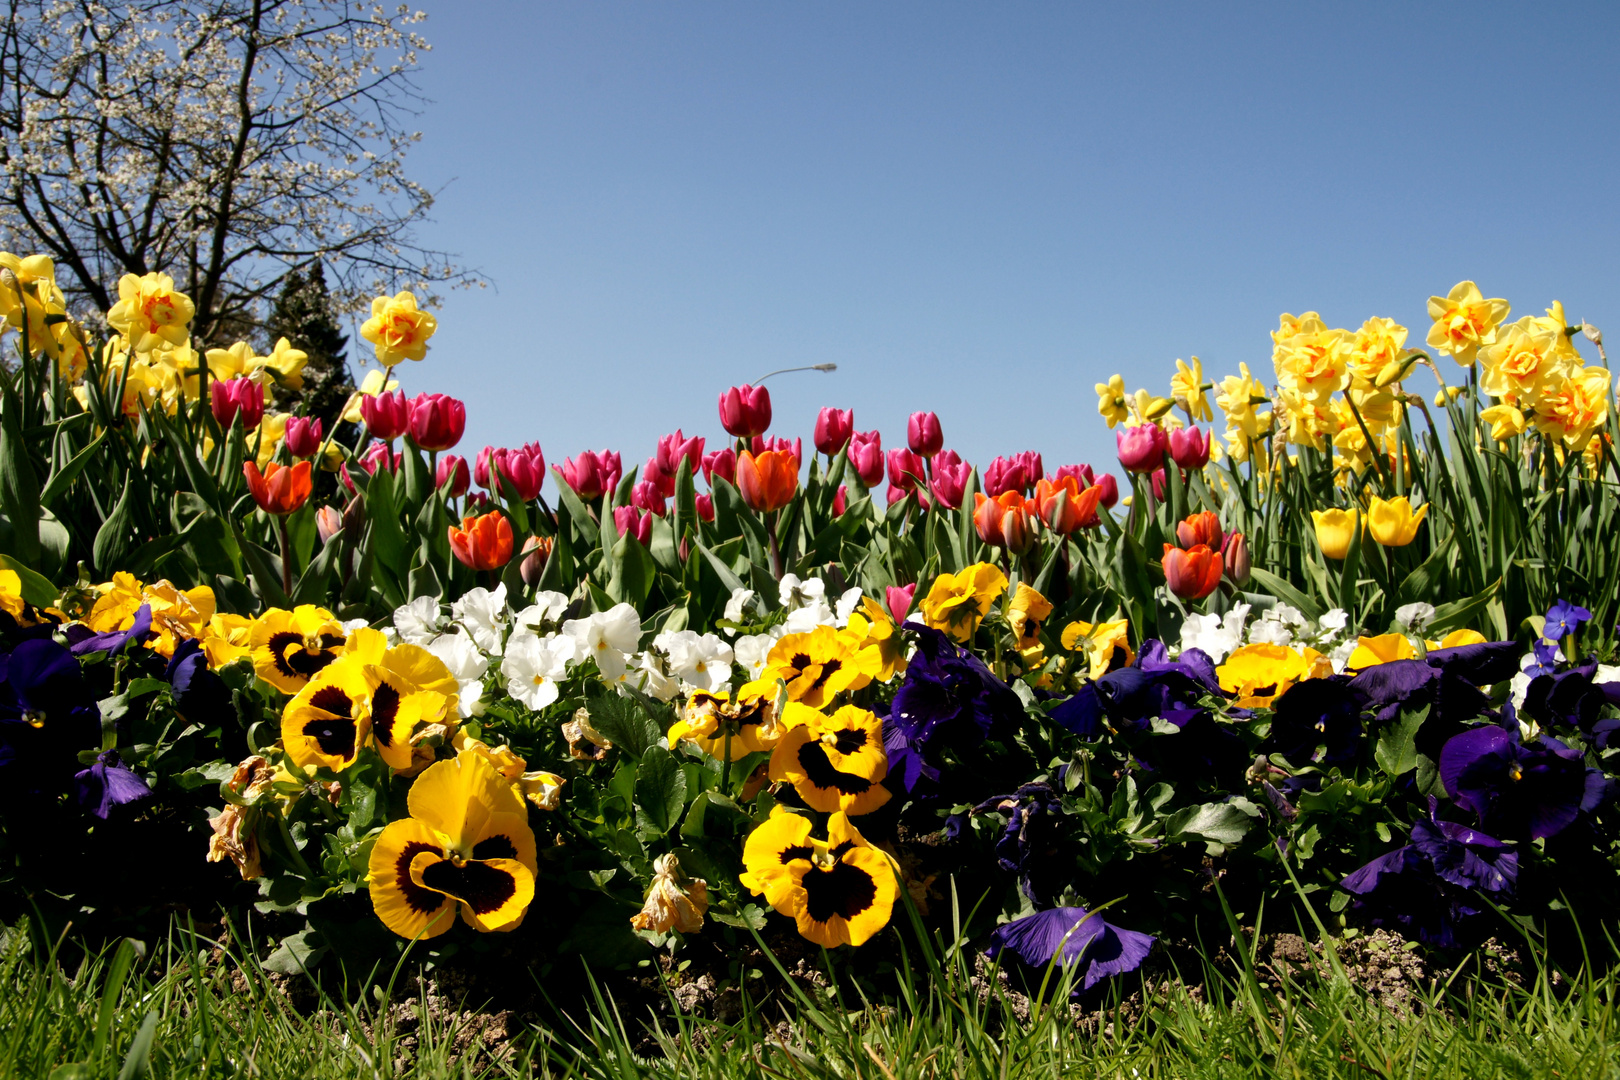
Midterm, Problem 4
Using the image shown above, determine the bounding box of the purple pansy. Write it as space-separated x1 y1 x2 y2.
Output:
1543 600 1592 642
0 638 99 789
67 603 153 656
73 751 151 819
1264 675 1361 767
884 626 1023 792
973 783 1067 904
1438 722 1609 840
986 906 1156 992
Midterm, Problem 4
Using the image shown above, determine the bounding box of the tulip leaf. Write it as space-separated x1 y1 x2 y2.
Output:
0 553 58 607
1337 514 1362 617
38 428 106 508
550 466 599 549
1427 578 1502 637
293 534 344 605
1247 566 1324 622
0 374 41 564
695 540 748 597
673 456 696 544
1375 705 1427 778
363 468 410 578
92 474 134 575
634 746 688 836
606 531 655 607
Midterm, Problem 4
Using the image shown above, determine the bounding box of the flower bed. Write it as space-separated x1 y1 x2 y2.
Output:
2 257 1618 993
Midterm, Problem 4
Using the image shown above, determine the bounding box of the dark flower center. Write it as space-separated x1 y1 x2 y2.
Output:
304 684 359 759
801 858 878 924
831 727 867 755
797 740 873 795
473 834 518 860
807 658 843 692
394 841 446 914
371 682 402 746
420 858 518 915
780 843 813 865
268 631 343 679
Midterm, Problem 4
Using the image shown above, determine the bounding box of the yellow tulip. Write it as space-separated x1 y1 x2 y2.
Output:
1366 496 1427 547
1310 508 1361 561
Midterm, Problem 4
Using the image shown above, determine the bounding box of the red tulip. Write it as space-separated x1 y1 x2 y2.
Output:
1094 473 1120 509
283 415 322 458
848 430 885 486
1162 543 1222 600
361 389 409 441
814 407 854 456
243 460 312 517
1116 424 1168 474
210 377 264 432
408 393 466 452
1176 511 1223 552
436 454 471 497
929 450 972 509
613 505 653 546
655 430 705 484
887 484 930 510
984 456 1026 498
702 448 737 488
1151 468 1168 501
908 411 943 457
695 493 715 522
718 383 772 438
449 512 514 571
632 478 667 516
1168 426 1211 470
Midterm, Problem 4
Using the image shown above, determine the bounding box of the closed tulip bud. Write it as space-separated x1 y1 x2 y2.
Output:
750 435 802 468
833 484 847 515
929 450 972 509
284 415 322 458
632 479 667 516
1150 468 1168 501
519 535 554 587
718 383 772 438
436 453 470 497
359 440 400 475
1223 532 1251 585
599 451 623 497
886 583 916 626
1013 450 1043 489
1367 495 1427 547
1162 543 1222 600
342 495 366 544
314 505 343 544
907 411 943 457
210 377 264 432
407 392 466 451
887 447 926 491
655 429 705 481
848 430 885 486
562 449 612 500
1116 424 1169 473
701 448 736 488
695 493 715 522
360 389 409 441
1176 510 1223 552
814 407 854 456
1310 508 1362 561
736 449 798 512
243 461 312 517
1094 473 1120 509
1167 426 1211 470
1001 503 1034 555
613 505 653 546
449 511 514 571
984 456 1026 497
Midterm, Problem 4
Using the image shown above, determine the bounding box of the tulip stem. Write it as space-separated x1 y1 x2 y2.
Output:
768 511 783 580
277 517 293 597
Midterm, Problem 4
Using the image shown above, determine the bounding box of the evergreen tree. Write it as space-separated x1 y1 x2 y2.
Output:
266 261 354 426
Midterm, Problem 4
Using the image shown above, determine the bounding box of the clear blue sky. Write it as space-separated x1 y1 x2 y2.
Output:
389 1 1620 485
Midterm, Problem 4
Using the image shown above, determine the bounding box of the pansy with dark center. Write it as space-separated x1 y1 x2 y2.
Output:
1264 675 1361 767
973 782 1067 904
770 703 891 815
986 906 1156 993
0 638 100 795
1438 720 1608 840
739 809 898 948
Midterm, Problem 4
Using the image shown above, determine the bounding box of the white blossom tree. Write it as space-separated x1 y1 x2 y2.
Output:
0 0 480 343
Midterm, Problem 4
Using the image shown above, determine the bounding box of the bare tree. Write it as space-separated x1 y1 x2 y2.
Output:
0 0 480 344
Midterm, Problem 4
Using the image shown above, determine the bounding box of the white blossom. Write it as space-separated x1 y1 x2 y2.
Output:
785 600 838 634
1316 608 1350 636
1179 603 1249 663
1328 639 1357 674
563 603 642 681
1394 603 1436 632
723 587 757 623
452 584 511 655
834 587 864 627
393 596 445 646
778 574 826 611
734 632 780 682
502 634 571 711
426 633 489 718
655 630 734 692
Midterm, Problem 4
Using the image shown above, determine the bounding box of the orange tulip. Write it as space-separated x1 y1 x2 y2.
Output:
973 491 1035 553
736 449 798 513
1032 476 1102 534
1175 510 1223 551
243 460 313 517
449 512 514 571
1162 543 1222 600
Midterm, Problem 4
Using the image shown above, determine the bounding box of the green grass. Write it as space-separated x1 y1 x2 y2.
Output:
3 918 1619 1080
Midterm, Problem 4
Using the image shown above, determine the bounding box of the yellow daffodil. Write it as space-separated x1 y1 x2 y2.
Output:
250 605 347 694
1426 280 1509 366
1216 643 1316 708
668 681 782 761
740 807 898 948
1534 366 1611 450
1171 356 1211 422
769 702 891 816
1216 362 1270 443
1366 496 1427 547
1059 618 1133 679
367 749 538 939
1130 387 1174 423
1095 374 1129 428
1479 316 1560 405
1310 508 1361 561
1345 633 1416 671
1479 403 1526 442
1275 326 1354 405
106 271 195 354
1351 317 1410 388
360 290 437 366
918 563 1008 643
760 626 877 708
261 337 309 389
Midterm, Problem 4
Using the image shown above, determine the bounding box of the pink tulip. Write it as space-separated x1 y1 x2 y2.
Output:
479 443 545 501
562 449 616 500
1050 463 1096 489
833 484 848 515
284 415 322 458
984 455 1029 497
718 383 772 438
655 429 705 483
695 493 715 522
632 478 667 516
436 454 470 497
408 393 466 452
702 448 737 488
359 440 400 476
887 448 927 491
887 484 930 510
1151 467 1168 501
750 435 802 468
1116 424 1169 474
315 505 343 544
848 430 885 487
907 411 943 457
614 505 653 547
814 408 854 456
929 450 972 509
210 377 263 432
885 584 916 626
1168 426 1211 470
1094 473 1120 509
643 456 675 499
361 389 409 441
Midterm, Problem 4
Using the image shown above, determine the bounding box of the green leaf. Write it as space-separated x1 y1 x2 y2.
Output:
0 553 57 607
587 691 662 759
634 746 688 835
1375 705 1428 778
38 429 106 508
550 466 601 549
606 531 655 607
1164 797 1261 846
1248 566 1325 622
1427 579 1501 636
92 474 135 575
115 1010 158 1080
0 375 41 563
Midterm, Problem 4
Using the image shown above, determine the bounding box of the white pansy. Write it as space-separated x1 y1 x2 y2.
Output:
452 584 511 655
1269 604 1306 628
1179 602 1249 663
1596 664 1620 686
785 600 837 634
1248 616 1295 647
778 574 826 611
1509 671 1532 711
393 596 445 645
563 603 642 681
734 632 779 682
1317 608 1350 635
1394 603 1436 632
426 632 490 718
1328 639 1357 674
629 652 681 701
501 633 571 711
834 587 864 627
511 591 571 641
657 630 734 691
723 587 757 623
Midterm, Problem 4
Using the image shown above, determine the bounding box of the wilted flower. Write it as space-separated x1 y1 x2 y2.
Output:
631 853 709 935
669 682 781 760
562 708 613 761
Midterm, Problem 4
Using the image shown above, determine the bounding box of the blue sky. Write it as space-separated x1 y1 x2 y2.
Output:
391 2 1620 485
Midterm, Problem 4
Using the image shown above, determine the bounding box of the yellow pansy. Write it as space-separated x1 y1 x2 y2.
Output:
740 808 898 948
1060 618 1133 680
760 625 878 708
1216 643 1314 708
1345 633 1416 671
918 563 1008 643
769 702 891 816
668 681 782 761
843 597 907 683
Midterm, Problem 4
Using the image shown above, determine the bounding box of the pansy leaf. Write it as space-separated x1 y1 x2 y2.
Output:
1375 705 1428 778
634 746 688 836
1164 797 1261 847
587 691 661 760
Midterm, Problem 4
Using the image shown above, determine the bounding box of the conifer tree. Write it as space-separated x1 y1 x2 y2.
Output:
267 262 354 426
